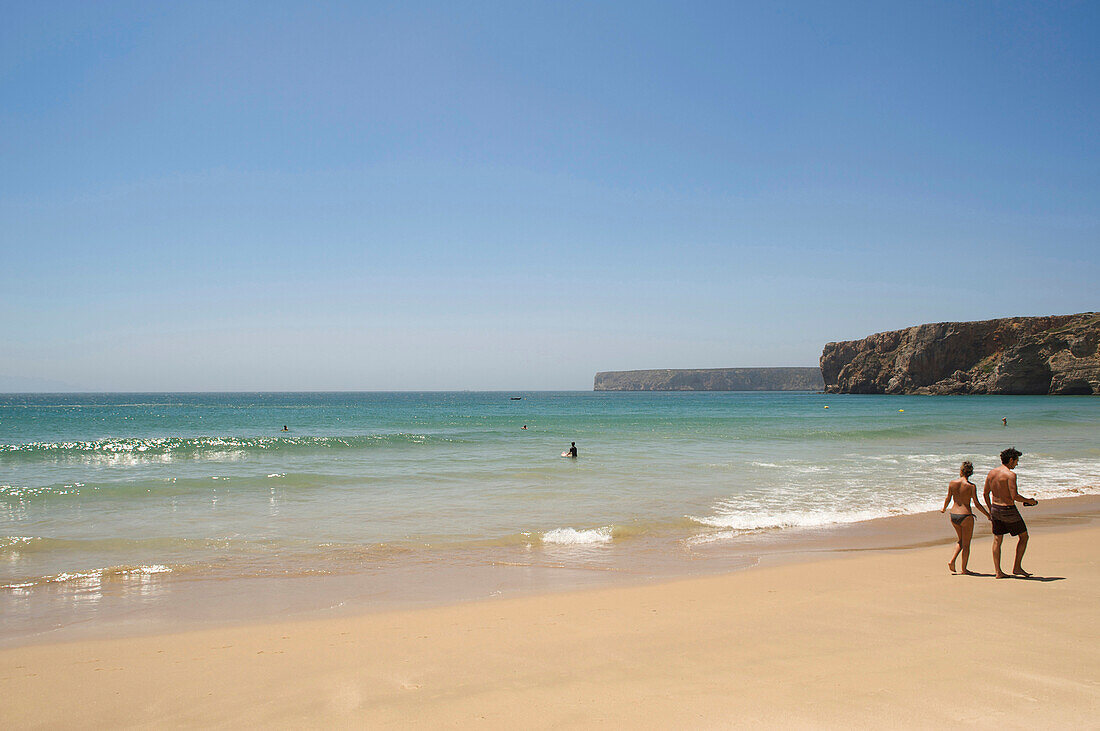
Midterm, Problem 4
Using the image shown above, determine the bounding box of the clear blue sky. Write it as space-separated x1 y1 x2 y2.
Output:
2 1 1097 391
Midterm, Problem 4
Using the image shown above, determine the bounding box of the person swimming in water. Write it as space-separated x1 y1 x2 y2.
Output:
568 442 577 458
941 461 990 575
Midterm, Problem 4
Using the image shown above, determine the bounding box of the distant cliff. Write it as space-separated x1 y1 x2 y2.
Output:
593 368 824 391
820 313 1100 395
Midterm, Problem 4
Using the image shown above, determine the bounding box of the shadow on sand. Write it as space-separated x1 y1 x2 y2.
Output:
953 571 1066 582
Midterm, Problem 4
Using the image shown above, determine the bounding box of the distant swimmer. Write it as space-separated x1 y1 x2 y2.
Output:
1002 417 1007 427
562 441 577 458
282 425 289 432
522 425 528 430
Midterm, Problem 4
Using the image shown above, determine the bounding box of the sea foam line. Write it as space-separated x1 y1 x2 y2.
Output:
540 527 614 545
0 433 448 464
688 479 1100 537
2 564 172 590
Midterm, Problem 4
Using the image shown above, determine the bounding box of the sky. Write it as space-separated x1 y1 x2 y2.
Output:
2 1 1097 391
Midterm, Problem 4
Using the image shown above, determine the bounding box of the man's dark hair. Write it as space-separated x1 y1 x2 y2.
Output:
1000 447 1022 465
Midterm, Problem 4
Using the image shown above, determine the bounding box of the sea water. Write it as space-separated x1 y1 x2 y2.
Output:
2 392 1098 634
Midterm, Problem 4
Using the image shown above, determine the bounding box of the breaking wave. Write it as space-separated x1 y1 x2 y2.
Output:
541 527 615 545
2 564 172 590
0 434 452 465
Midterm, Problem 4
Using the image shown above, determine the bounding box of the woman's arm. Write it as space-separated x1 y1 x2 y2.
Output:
942 483 953 512
970 484 990 518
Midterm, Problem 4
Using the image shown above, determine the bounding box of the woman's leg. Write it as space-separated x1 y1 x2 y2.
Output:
949 520 964 573
959 517 975 573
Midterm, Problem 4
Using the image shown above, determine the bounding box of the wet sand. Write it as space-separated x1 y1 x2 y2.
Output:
2 496 1099 728
5 495 1098 649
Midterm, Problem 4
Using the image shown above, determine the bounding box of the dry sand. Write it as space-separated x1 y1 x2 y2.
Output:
2 518 1098 728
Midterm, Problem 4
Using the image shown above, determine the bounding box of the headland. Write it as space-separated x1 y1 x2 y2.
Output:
593 367 824 391
821 312 1100 395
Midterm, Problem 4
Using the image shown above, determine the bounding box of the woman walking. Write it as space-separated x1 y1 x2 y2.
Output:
941 461 989 574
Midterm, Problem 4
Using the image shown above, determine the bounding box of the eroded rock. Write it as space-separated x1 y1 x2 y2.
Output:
820 313 1100 395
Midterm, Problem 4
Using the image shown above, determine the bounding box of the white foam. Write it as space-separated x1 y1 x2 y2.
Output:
688 507 910 532
3 564 174 590
684 529 745 545
122 564 171 575
541 527 614 545
687 456 1100 539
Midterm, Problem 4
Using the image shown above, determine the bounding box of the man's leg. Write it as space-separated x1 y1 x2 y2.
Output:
992 534 1005 578
1012 532 1030 577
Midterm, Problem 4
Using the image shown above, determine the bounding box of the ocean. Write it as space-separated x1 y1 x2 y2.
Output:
2 391 1098 639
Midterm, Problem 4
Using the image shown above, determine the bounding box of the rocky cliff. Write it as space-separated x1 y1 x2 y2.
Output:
593 368 824 391
820 313 1100 395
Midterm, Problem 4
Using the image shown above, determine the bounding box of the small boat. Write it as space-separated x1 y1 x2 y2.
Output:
510 397 523 400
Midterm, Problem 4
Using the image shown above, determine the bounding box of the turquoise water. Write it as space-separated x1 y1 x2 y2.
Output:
2 391 1098 594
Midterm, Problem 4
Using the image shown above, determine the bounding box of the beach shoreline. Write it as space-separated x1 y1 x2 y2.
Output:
3 493 1099 651
6 391 1099 656
3 497 1099 727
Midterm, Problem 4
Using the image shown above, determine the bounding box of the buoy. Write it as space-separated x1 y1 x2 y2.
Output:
898 409 904 412
824 406 829 409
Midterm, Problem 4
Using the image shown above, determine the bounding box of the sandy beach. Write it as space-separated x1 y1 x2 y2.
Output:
3 500 1099 729
6 0 1099 726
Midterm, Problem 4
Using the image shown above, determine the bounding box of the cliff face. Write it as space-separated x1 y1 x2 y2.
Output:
820 313 1100 395
593 368 824 391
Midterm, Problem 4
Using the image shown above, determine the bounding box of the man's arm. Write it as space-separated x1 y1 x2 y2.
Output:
1008 472 1037 506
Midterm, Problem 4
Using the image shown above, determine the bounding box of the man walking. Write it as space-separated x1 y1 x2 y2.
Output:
983 447 1038 578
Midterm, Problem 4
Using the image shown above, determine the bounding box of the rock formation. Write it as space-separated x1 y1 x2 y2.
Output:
593 368 824 391
820 313 1100 395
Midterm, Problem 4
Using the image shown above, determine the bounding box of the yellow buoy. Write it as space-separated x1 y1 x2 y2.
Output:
824 406 829 409
898 409 904 412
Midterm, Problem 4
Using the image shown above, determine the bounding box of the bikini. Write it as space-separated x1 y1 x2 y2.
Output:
949 480 976 526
